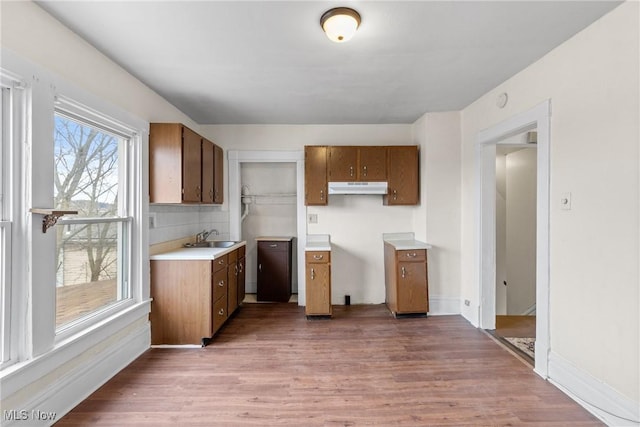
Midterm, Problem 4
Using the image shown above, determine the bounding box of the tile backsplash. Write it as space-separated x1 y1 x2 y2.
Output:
149 204 230 245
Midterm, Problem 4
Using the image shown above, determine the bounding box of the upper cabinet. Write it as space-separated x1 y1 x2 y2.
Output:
150 123 224 204
305 145 419 206
328 146 386 182
305 146 328 206
384 146 419 206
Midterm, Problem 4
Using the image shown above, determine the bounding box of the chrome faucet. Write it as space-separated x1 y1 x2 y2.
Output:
196 229 219 243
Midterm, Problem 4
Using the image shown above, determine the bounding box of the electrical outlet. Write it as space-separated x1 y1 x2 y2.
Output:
308 213 318 224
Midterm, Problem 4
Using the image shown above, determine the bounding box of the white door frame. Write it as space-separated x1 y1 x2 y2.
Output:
227 150 306 306
475 100 550 378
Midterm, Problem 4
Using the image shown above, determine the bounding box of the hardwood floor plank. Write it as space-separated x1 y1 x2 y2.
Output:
56 304 602 426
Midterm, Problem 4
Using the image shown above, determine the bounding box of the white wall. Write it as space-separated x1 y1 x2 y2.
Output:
240 162 297 293
505 148 536 315
460 0 639 413
204 116 462 312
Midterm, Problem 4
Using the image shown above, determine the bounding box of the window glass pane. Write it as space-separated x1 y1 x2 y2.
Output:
54 113 129 329
54 114 120 217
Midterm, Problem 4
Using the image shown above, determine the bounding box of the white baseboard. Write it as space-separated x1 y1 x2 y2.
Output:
428 296 461 315
3 323 150 427
548 351 640 426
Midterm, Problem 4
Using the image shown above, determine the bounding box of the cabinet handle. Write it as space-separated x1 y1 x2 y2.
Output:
349 166 354 177
401 266 406 278
218 259 225 265
218 280 225 287
239 262 243 273
313 254 323 260
407 252 417 258
218 308 225 316
363 165 367 177
310 267 315 280
393 189 398 200
234 265 239 276
320 190 324 201
269 244 278 248
258 263 262 272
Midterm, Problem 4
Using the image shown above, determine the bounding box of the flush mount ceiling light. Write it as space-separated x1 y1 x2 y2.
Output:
320 7 361 43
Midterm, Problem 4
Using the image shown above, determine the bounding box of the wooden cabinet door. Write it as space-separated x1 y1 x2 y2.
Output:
396 261 428 314
328 146 358 181
305 262 331 315
304 146 328 205
358 146 387 181
213 144 224 204
201 139 215 203
182 126 202 202
228 260 238 314
385 146 419 205
257 241 291 302
238 256 246 306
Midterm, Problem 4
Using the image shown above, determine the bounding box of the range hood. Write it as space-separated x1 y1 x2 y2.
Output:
328 181 388 195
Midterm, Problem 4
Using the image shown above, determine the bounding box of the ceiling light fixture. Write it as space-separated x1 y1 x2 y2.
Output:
320 7 361 43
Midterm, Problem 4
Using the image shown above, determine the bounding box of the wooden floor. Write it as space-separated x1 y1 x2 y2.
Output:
57 304 601 426
495 315 537 338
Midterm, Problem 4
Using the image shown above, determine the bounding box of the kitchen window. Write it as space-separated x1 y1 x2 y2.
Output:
0 85 11 366
53 98 134 333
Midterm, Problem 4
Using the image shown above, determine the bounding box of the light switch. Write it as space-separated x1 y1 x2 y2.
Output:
561 192 572 210
308 213 318 224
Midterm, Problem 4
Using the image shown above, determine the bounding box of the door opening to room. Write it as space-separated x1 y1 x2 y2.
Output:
492 135 537 364
239 162 298 304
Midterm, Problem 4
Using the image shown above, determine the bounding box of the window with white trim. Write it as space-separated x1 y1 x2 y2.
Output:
53 99 133 332
0 83 11 366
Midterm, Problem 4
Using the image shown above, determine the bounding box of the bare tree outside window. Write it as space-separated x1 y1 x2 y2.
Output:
54 114 124 327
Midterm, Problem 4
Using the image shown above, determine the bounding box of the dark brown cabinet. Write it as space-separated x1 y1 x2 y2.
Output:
237 245 246 306
150 123 223 204
383 243 429 316
328 146 387 182
257 238 293 302
384 146 419 205
304 146 327 205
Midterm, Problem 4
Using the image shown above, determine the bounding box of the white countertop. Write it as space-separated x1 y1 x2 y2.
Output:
384 239 432 250
256 236 294 242
150 241 246 261
382 232 431 250
305 234 331 251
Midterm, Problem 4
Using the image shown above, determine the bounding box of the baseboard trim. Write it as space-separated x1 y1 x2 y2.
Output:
3 323 150 427
428 296 460 315
548 351 640 426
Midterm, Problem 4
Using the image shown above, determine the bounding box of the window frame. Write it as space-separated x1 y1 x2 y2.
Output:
52 95 139 342
0 70 26 370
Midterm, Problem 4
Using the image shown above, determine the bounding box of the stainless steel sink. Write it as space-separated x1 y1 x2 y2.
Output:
183 241 239 248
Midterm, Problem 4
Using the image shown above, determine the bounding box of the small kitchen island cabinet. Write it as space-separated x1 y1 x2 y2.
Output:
383 238 430 317
257 237 294 302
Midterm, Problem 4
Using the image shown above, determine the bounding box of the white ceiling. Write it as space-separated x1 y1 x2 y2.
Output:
36 1 622 125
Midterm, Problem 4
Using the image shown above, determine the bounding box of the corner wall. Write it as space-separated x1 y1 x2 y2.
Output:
460 1 639 420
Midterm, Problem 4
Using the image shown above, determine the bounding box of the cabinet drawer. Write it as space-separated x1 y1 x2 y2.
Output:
258 241 289 252
305 251 330 264
397 249 426 262
213 254 228 272
212 294 228 333
213 268 227 301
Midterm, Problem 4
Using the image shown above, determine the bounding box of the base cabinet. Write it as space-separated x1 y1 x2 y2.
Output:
383 243 428 316
305 251 331 317
257 238 293 302
151 246 244 345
